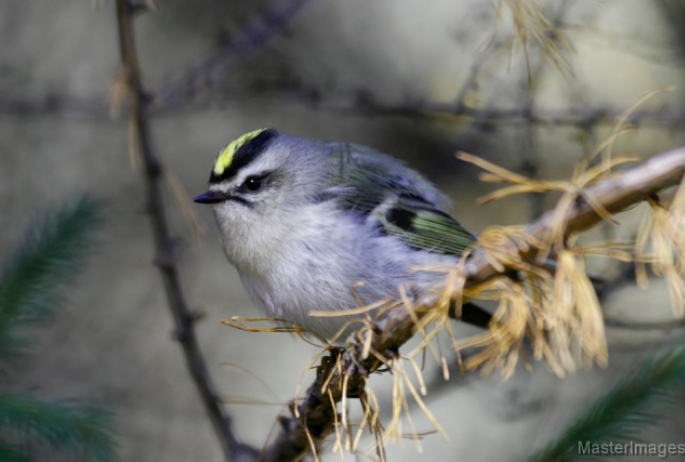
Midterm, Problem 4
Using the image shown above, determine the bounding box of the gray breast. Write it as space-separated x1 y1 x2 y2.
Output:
237 204 457 341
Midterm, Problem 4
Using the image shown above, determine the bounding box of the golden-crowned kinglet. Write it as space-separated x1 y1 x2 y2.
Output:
194 129 491 341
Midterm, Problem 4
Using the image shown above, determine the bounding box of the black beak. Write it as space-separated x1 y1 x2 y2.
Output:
193 191 225 204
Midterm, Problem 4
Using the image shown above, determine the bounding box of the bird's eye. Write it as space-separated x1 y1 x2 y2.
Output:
243 175 263 192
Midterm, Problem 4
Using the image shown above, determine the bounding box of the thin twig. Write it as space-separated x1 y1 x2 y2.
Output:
451 3 507 110
262 144 685 460
0 0 311 120
114 2 257 461
348 101 685 128
3 90 684 130
154 0 312 107
514 0 572 218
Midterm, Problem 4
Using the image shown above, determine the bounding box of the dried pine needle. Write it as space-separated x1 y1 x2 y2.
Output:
635 196 685 316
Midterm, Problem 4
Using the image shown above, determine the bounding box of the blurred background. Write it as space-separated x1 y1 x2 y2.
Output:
1 0 685 460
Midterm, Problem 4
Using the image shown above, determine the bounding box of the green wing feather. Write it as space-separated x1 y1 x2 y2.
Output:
324 142 476 256
379 203 476 255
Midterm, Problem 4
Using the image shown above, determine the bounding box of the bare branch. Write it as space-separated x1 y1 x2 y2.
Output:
154 0 313 107
262 144 685 460
0 0 311 120
510 0 572 218
4 89 684 131
114 1 257 460
342 99 685 129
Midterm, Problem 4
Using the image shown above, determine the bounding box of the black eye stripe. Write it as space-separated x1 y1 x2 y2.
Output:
227 195 252 207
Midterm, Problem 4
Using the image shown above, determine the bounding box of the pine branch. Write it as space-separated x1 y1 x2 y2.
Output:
0 195 101 361
0 443 29 462
262 144 685 460
0 392 117 462
528 346 685 462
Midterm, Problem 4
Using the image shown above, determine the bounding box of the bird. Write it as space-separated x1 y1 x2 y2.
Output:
194 128 492 342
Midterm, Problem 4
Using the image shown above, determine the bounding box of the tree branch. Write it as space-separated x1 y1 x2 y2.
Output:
463 145 685 284
261 144 685 460
154 0 312 107
4 89 683 131
114 2 257 461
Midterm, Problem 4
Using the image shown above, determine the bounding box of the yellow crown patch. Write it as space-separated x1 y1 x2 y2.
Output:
213 128 267 175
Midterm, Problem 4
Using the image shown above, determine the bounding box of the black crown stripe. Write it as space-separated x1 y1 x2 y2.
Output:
209 128 278 183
